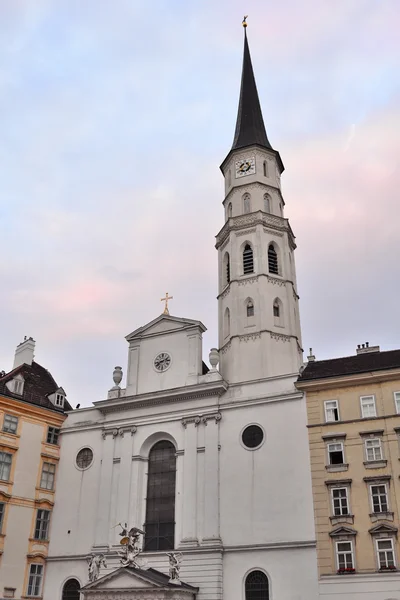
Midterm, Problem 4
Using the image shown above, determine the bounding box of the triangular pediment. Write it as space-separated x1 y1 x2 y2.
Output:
369 523 398 535
81 567 198 594
329 526 357 537
126 314 206 342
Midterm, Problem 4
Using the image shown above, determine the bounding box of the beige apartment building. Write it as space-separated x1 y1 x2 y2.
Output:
297 343 400 600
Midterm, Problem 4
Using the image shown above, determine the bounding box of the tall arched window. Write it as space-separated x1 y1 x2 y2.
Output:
263 194 271 213
273 298 283 326
268 244 279 275
243 244 254 274
227 202 233 219
223 252 230 285
228 170 231 188
62 579 80 600
245 570 269 600
144 441 176 551
224 308 230 338
263 160 268 177
246 300 254 317
243 193 251 214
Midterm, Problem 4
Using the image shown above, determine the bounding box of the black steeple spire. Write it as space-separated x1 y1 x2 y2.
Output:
231 27 272 152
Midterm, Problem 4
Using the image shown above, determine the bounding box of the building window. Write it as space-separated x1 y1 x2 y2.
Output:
376 538 396 570
268 244 279 275
62 579 80 600
144 440 176 551
227 202 233 219
243 193 251 214
40 463 56 490
0 502 4 533
336 541 354 571
224 252 230 285
27 564 44 597
263 161 268 177
273 299 283 326
328 442 344 465
34 509 50 540
245 570 269 600
263 193 271 213
76 448 93 470
365 438 383 462
3 414 18 434
55 393 64 407
227 170 231 188
325 400 339 422
246 300 254 317
394 391 400 414
243 244 254 274
242 425 264 450
47 427 60 445
360 395 377 418
0 452 12 481
370 484 388 513
13 378 23 395
332 488 349 516
224 308 230 338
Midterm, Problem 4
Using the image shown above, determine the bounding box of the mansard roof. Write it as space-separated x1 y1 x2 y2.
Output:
0 361 72 413
126 314 206 342
81 566 198 594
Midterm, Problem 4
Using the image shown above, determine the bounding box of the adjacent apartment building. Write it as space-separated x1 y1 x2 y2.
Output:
297 343 400 600
0 337 71 600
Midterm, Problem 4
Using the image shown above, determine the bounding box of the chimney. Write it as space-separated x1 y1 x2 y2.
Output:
356 342 380 355
13 337 35 369
307 347 316 362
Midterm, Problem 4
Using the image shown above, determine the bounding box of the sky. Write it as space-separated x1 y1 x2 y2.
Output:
0 0 399 407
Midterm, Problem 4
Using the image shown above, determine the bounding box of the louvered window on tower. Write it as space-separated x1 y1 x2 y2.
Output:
224 252 230 285
247 301 254 317
243 244 254 274
268 244 279 274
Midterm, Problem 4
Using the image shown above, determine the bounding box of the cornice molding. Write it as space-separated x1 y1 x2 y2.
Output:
297 369 400 391
217 273 299 300
215 210 296 250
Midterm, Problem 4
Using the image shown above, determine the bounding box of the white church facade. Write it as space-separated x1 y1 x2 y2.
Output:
43 24 318 600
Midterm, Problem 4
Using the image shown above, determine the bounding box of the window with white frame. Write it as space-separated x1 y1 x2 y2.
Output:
13 378 23 395
360 395 377 418
27 564 44 597
365 438 383 462
328 442 344 465
376 538 396 569
331 488 349 516
370 484 389 513
336 540 354 571
40 463 56 490
34 509 50 540
325 400 340 422
394 391 400 414
0 452 12 481
3 414 18 434
55 393 64 407
0 502 4 533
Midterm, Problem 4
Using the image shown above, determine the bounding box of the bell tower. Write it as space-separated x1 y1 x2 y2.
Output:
216 23 302 384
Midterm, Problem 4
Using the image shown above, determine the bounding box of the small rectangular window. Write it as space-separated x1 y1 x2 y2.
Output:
336 540 354 571
370 484 388 513
331 487 349 516
14 379 23 395
27 564 44 597
55 393 64 407
325 400 339 422
47 427 60 445
360 395 377 418
0 452 12 481
377 538 396 569
34 509 50 540
365 438 383 462
3 414 18 434
40 463 56 490
0 502 5 533
328 442 344 465
394 392 400 414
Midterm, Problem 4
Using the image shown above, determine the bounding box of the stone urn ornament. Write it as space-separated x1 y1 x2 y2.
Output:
209 348 219 371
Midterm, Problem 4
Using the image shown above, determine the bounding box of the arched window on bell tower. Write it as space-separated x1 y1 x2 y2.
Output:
223 252 230 285
263 160 268 177
264 193 271 213
243 193 251 214
268 244 279 275
246 299 254 317
144 441 176 551
227 202 233 219
224 308 230 338
273 298 283 326
243 244 254 274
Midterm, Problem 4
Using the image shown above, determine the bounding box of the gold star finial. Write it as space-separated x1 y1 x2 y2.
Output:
242 15 248 28
161 292 173 315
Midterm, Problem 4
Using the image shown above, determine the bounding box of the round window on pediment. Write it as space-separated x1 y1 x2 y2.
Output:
76 447 94 470
241 424 265 450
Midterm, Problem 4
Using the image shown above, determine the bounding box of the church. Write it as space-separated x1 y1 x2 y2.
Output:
43 22 318 600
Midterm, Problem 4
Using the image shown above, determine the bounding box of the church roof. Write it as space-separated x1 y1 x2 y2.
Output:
126 314 207 342
220 27 284 172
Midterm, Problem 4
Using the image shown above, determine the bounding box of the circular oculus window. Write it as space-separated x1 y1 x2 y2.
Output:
241 425 264 450
76 447 94 469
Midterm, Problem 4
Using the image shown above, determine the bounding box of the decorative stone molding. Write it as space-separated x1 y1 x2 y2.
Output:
326 464 349 473
238 276 258 286
220 340 232 355
235 228 257 237
370 511 395 523
220 236 230 251
364 459 388 469
270 332 292 343
181 413 222 428
102 425 138 439
239 332 261 343
221 286 230 299
131 426 137 435
112 429 119 438
263 228 284 238
267 275 286 287
113 458 121 464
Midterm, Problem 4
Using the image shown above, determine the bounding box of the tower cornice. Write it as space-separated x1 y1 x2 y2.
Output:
222 180 285 207
215 210 296 250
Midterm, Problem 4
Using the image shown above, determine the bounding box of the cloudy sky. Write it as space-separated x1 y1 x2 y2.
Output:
1 0 399 406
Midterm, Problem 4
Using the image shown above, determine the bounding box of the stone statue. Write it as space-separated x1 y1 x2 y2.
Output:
167 552 183 584
118 523 144 568
87 553 107 582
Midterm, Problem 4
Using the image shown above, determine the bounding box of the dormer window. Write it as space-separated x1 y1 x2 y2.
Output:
55 393 64 407
14 379 23 395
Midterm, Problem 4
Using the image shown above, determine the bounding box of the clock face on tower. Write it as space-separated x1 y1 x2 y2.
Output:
153 352 171 372
235 156 256 178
